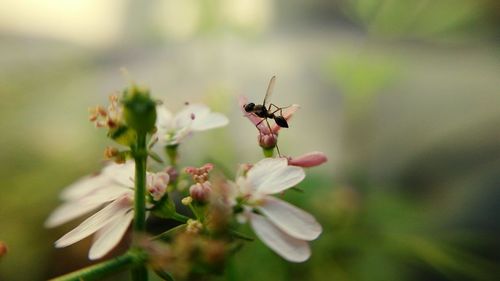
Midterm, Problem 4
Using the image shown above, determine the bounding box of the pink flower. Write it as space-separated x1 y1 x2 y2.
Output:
288 151 328 168
185 163 214 203
239 96 300 135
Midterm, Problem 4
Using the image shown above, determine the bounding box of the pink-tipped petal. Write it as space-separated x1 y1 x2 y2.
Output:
89 211 133 260
272 104 300 133
239 96 262 126
288 151 328 168
258 196 322 241
249 213 311 262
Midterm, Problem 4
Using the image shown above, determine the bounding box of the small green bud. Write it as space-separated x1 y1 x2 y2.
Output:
122 85 157 134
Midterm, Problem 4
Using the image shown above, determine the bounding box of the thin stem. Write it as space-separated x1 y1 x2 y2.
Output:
132 132 148 281
49 251 145 281
134 133 147 233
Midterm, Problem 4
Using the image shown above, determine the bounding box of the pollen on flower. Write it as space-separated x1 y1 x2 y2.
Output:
186 219 203 234
89 95 123 129
185 163 214 183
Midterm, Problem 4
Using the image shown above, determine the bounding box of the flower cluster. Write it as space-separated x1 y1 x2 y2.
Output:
46 80 327 280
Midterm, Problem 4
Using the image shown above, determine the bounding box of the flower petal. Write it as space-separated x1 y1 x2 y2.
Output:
249 212 311 262
239 96 262 126
192 112 229 131
88 211 133 260
247 158 305 194
258 196 322 240
103 162 135 187
288 151 327 168
156 106 174 130
60 174 109 200
271 104 300 133
55 196 131 248
45 201 103 228
174 104 210 129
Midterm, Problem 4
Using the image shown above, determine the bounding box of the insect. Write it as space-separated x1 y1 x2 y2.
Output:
243 76 291 155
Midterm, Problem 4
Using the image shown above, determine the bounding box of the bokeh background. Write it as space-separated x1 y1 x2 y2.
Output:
1 0 499 280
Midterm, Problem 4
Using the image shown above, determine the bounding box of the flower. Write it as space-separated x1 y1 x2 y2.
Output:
186 163 214 203
239 96 299 149
45 162 170 260
232 158 322 262
288 151 328 168
156 103 229 146
239 96 299 135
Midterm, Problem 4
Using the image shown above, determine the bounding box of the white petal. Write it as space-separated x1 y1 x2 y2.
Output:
88 211 133 260
45 201 103 228
155 106 174 130
191 112 229 131
60 174 110 200
103 162 135 187
174 104 210 129
55 196 131 248
249 212 311 263
258 196 322 240
247 158 305 194
247 158 288 185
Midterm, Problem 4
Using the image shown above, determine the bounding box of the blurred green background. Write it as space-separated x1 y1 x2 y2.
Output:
1 0 499 280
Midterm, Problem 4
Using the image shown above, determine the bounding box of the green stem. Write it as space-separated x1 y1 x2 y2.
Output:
132 132 148 281
262 147 274 158
49 251 145 281
134 133 147 233
171 212 190 223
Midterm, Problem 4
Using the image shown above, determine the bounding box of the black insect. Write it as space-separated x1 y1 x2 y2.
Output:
244 76 289 128
243 76 291 155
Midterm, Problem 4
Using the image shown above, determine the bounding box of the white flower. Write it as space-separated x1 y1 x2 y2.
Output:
45 162 169 260
156 103 229 146
233 158 322 262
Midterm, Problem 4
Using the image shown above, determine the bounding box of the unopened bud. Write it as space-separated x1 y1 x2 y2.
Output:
163 166 179 182
122 85 157 134
0 241 7 258
288 151 327 168
189 182 212 203
181 196 193 205
258 132 278 149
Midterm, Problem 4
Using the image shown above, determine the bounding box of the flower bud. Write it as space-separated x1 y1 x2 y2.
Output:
288 151 328 168
189 182 212 203
0 241 7 258
122 85 157 134
181 196 193 206
258 132 278 149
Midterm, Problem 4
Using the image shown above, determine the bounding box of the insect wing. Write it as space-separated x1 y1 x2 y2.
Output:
263 75 276 106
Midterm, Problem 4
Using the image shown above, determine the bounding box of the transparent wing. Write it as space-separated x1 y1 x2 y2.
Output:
263 75 276 106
